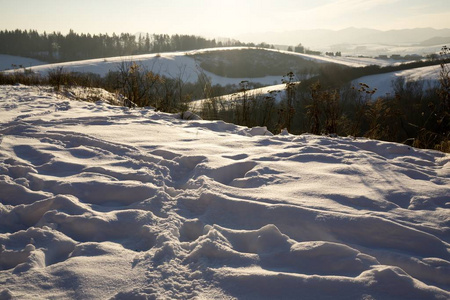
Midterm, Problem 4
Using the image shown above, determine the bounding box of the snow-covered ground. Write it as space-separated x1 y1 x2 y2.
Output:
352 65 442 98
191 62 442 106
2 48 440 102
325 43 443 58
1 47 407 87
189 83 291 109
273 49 403 68
0 85 449 299
0 55 46 71
1 49 283 87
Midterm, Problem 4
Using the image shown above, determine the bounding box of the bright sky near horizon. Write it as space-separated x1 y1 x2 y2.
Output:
1 0 450 38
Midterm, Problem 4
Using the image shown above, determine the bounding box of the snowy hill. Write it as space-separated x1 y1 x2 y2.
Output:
0 54 46 71
352 64 442 98
189 83 290 108
2 48 283 87
2 47 441 102
1 47 408 86
0 85 449 299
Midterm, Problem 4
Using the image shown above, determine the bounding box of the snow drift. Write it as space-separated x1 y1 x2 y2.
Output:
0 85 449 299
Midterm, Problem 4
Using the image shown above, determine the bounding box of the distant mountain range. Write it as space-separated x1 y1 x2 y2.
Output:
420 36 450 46
236 27 450 49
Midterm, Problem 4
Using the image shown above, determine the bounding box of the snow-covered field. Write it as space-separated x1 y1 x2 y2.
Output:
192 62 442 106
1 47 407 87
325 43 443 58
0 55 46 71
189 83 290 108
1 49 282 87
1 84 449 299
2 48 441 101
274 49 402 68
352 65 441 98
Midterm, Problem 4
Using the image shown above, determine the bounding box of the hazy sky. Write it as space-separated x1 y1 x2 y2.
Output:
1 0 450 37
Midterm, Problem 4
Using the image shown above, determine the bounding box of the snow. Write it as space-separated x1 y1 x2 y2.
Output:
1 47 407 87
0 84 449 299
321 43 443 58
3 48 438 103
352 65 441 98
189 83 290 108
1 48 283 87
0 55 46 71
272 49 402 68
2 48 439 103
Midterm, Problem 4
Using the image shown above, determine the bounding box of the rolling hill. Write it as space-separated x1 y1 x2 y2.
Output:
2 47 441 99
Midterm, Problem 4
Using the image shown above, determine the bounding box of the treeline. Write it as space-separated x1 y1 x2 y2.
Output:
0 29 273 63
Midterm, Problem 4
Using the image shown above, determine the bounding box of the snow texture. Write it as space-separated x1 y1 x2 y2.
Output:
0 85 449 299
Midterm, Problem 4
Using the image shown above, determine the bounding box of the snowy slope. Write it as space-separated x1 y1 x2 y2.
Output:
2 48 438 102
0 55 46 71
2 49 282 87
1 47 405 87
0 85 449 299
273 49 402 68
189 83 290 108
192 62 442 106
352 65 441 98
320 43 443 58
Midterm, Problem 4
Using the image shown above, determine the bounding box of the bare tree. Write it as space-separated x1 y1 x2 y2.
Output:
281 72 297 132
116 61 162 107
